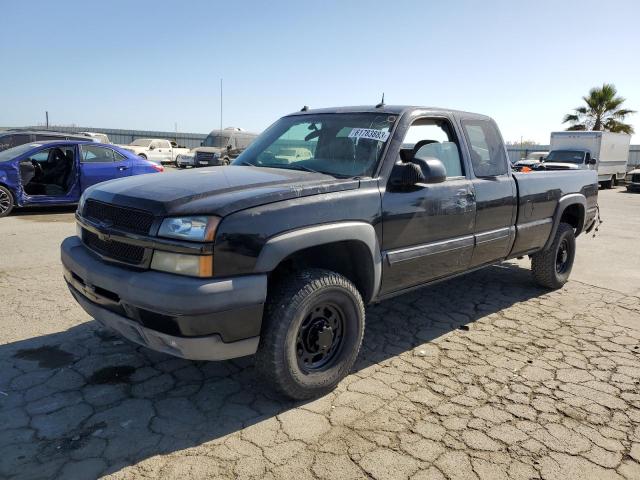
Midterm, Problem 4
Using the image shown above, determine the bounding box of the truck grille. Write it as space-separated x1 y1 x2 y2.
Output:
83 230 146 265
84 200 154 235
632 174 640 183
195 151 217 163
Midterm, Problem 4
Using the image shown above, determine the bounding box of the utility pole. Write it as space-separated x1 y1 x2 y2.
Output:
45 111 49 129
220 78 223 131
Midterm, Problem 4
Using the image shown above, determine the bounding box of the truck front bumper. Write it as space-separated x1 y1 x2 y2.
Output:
176 156 195 167
61 236 266 360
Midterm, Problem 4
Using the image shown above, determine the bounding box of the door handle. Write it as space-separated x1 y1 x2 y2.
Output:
117 166 128 171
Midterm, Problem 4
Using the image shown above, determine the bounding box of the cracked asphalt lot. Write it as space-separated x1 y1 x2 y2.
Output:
1 189 640 480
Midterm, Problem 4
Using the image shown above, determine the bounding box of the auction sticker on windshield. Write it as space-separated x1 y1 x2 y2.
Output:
348 128 390 142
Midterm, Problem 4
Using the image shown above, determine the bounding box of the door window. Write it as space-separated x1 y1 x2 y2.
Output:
461 119 508 177
112 149 126 161
81 145 114 163
401 118 464 178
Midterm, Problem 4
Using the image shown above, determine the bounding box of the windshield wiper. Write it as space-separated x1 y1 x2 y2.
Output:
280 164 320 174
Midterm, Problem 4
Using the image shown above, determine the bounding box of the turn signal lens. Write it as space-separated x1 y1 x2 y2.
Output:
151 251 213 277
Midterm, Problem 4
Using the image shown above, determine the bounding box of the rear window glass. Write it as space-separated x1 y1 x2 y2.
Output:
461 119 508 177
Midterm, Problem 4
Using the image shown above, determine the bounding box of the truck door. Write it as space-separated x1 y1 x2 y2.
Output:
459 118 517 267
80 144 132 191
380 116 476 295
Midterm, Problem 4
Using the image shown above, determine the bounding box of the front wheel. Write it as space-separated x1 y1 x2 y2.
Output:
256 269 365 400
531 222 576 289
0 185 15 218
139 153 147 160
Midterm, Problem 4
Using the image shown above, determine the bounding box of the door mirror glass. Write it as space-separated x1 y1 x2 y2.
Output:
412 155 447 184
389 162 425 189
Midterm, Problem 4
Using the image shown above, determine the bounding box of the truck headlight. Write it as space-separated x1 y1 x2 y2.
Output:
158 216 220 242
77 191 88 214
151 251 213 277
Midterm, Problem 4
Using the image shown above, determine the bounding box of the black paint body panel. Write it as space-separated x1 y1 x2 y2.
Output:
76 106 599 307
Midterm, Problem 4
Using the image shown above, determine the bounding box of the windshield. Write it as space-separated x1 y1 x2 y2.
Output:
0 143 40 162
545 150 585 163
130 139 153 147
232 113 396 177
203 134 231 148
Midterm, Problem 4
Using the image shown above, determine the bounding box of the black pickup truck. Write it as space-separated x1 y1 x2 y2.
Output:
61 106 598 399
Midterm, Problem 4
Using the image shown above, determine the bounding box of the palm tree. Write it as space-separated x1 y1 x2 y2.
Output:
563 83 635 134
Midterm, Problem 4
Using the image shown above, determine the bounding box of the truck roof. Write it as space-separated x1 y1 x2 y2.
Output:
285 105 493 120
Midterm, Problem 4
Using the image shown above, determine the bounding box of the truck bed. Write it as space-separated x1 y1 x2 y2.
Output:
509 170 598 257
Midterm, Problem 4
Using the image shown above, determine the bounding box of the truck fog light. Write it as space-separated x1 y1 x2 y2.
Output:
151 251 213 277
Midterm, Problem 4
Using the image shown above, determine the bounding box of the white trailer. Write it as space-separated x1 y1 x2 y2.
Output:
549 131 630 188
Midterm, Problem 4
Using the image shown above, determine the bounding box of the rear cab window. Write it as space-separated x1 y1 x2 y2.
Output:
461 119 508 177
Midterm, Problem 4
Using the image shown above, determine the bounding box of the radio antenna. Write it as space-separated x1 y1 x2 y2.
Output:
375 93 385 108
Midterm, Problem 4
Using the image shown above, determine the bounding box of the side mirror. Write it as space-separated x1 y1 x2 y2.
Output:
589 158 597 165
226 144 232 150
389 156 447 189
200 142 204 146
149 144 156 150
412 155 447 184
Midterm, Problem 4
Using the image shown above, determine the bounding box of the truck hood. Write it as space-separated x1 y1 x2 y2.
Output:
85 166 360 217
537 162 580 170
190 147 225 154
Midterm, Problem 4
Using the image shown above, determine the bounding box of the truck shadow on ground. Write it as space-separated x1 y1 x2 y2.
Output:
0 262 547 478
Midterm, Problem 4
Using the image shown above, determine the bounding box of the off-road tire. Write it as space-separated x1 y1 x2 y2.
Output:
531 222 576 289
0 185 15 218
256 268 365 400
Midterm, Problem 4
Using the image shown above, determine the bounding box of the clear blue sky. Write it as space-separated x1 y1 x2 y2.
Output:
2 0 639 143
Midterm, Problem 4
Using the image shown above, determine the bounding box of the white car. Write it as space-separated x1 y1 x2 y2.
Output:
120 138 190 164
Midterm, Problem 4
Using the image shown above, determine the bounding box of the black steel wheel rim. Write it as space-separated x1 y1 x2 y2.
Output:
556 239 570 274
0 189 10 214
296 303 345 372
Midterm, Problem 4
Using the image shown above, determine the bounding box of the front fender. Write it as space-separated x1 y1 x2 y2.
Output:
255 221 382 301
0 164 22 206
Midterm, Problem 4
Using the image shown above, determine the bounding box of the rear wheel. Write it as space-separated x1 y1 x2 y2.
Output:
0 185 14 218
256 269 365 400
531 222 576 289
139 153 147 160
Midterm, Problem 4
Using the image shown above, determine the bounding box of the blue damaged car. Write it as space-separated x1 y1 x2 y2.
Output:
0 140 164 217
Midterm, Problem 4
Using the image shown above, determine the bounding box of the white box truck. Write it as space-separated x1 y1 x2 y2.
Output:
544 131 630 188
